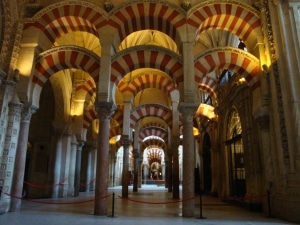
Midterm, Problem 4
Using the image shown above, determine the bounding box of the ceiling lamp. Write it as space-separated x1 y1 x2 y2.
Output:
195 103 218 120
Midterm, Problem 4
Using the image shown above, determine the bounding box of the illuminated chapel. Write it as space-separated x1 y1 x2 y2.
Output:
0 0 300 223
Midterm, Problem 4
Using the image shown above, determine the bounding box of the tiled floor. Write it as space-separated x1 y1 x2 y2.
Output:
0 185 296 225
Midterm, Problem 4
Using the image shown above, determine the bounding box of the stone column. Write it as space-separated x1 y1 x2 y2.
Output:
167 151 172 192
172 137 180 199
179 103 197 217
74 142 84 196
68 140 77 196
10 105 37 212
133 149 139 192
89 146 97 191
83 146 92 192
94 102 116 216
50 127 63 198
51 121 72 198
138 159 143 188
0 100 23 213
0 80 17 159
121 135 131 197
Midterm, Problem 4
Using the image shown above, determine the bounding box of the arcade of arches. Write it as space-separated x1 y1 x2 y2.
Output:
0 0 300 223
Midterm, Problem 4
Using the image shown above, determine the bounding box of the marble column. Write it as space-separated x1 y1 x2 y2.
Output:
179 103 197 217
167 152 173 192
172 137 180 199
89 146 97 191
94 102 116 216
138 159 142 188
74 142 84 196
133 149 139 192
121 135 131 197
10 105 37 212
83 146 93 192
68 140 77 196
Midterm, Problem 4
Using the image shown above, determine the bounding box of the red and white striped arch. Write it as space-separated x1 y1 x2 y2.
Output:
75 79 96 101
83 107 97 129
33 46 100 87
31 46 100 106
111 107 124 128
139 127 168 142
110 127 122 139
130 104 172 129
198 77 218 102
108 2 185 45
194 47 261 90
111 46 183 87
118 73 178 96
24 2 106 45
188 2 261 44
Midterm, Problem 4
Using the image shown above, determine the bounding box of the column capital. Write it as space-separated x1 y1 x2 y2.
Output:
178 102 198 116
121 134 132 146
21 104 38 122
94 101 116 120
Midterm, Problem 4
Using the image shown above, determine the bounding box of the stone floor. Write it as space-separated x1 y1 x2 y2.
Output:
0 185 297 225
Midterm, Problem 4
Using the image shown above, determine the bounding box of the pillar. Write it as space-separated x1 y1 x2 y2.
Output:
172 137 180 199
94 101 116 216
74 142 84 196
10 105 37 211
133 149 139 192
0 100 23 213
68 140 77 196
179 103 197 217
121 135 131 197
167 151 172 192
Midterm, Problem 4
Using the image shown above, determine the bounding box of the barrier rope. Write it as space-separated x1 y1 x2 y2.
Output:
80 178 96 188
23 178 68 189
118 195 196 204
4 192 110 205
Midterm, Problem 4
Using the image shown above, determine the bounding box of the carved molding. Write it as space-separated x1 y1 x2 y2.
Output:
21 104 38 122
121 135 132 146
263 0 289 160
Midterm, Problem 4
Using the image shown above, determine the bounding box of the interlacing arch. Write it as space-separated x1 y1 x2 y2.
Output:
108 1 186 47
194 47 261 90
130 104 172 129
24 1 107 45
111 45 183 90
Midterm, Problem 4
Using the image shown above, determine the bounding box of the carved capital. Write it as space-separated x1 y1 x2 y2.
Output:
94 101 116 120
21 104 38 122
121 135 132 147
